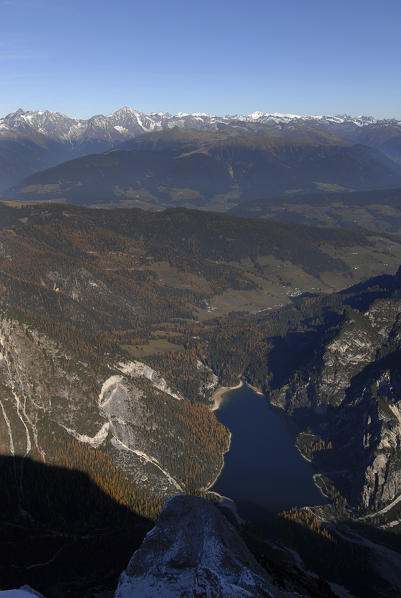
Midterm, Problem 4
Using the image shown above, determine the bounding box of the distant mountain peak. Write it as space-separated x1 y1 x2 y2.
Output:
7 107 26 116
113 105 140 115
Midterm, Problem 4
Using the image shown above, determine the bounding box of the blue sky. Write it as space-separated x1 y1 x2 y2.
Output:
1 0 401 118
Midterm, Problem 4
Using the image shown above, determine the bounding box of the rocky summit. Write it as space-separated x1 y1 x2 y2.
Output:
115 495 316 598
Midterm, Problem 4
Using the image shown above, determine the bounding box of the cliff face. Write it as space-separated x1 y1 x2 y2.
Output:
270 297 401 512
115 495 318 598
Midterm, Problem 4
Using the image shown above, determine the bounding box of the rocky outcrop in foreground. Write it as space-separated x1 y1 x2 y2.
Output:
0 588 43 597
115 495 312 598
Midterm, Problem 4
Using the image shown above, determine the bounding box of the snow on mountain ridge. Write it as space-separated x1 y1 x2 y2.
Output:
0 107 396 149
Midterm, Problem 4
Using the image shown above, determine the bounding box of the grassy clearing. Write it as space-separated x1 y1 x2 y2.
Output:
122 339 185 358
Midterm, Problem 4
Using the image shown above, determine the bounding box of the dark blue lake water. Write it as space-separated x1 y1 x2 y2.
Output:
212 384 324 520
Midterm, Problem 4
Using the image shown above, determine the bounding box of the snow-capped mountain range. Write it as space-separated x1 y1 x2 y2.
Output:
0 106 396 145
1 105 401 194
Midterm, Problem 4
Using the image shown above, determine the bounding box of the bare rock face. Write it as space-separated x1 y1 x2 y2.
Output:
271 297 401 512
359 369 401 508
272 300 401 412
115 495 310 598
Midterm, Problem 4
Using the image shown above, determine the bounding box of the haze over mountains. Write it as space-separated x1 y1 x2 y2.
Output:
2 106 401 210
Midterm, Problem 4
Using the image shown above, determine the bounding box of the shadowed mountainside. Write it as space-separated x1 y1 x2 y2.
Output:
5 131 401 210
0 456 151 597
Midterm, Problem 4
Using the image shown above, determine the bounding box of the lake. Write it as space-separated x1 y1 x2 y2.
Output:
212 384 324 520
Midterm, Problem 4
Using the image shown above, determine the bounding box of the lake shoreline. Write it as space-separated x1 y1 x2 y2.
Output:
210 380 244 411
246 382 264 397
203 428 232 494
209 381 324 516
208 380 259 494
205 380 244 493
207 490 243 524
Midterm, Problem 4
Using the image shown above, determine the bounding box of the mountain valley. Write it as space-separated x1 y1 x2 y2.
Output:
6 130 401 211
2 106 401 598
2 108 401 213
1 202 401 595
230 187 401 234
4 0 401 593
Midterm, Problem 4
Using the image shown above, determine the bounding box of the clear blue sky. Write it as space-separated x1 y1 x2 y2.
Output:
1 0 401 119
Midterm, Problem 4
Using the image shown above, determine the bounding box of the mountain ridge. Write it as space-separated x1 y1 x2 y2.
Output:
6 131 401 209
3 107 398 134
1 105 401 191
